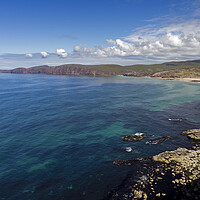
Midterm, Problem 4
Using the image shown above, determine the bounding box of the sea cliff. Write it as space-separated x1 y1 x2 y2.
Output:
1 60 200 80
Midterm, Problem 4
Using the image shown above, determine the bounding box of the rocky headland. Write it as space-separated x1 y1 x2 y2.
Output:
1 60 200 82
0 65 118 76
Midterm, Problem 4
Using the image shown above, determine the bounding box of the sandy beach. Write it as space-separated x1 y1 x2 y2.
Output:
152 77 200 83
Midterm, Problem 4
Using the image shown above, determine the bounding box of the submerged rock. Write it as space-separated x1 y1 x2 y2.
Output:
122 133 152 142
145 136 172 145
35 178 66 191
113 157 152 166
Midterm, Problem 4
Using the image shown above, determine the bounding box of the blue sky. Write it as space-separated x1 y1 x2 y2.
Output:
0 0 200 69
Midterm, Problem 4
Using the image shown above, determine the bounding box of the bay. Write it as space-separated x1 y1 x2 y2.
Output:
0 74 200 200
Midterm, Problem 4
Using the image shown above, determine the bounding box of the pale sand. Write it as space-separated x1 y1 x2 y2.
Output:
152 77 200 83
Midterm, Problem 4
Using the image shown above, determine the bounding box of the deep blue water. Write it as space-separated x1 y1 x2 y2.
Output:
1 74 200 200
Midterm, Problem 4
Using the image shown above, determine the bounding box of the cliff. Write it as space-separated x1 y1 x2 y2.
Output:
1 60 200 77
0 64 121 76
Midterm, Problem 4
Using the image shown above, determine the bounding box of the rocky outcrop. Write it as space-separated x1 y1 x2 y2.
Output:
153 148 200 183
122 133 152 142
181 129 200 135
107 128 200 200
181 129 200 140
110 147 200 200
188 132 200 140
145 136 172 144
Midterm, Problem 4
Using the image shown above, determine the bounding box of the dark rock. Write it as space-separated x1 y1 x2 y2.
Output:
122 133 152 142
113 157 152 166
146 136 172 145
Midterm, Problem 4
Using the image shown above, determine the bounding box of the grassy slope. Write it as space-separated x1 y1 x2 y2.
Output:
59 60 200 77
2 60 200 77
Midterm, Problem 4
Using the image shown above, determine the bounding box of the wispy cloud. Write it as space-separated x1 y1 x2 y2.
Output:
144 15 170 22
168 0 200 17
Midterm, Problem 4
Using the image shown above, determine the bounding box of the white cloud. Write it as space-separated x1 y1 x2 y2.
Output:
72 19 200 61
56 48 68 58
40 51 49 58
2 19 200 69
25 53 33 58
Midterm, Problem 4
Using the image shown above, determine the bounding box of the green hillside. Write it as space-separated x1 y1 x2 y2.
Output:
1 60 200 78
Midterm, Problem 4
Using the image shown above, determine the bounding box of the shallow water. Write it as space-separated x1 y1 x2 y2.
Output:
0 74 200 200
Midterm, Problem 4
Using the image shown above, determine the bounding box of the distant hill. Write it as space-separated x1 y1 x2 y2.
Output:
1 60 200 78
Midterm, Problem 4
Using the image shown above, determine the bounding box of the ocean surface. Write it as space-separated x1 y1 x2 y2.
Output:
1 74 200 200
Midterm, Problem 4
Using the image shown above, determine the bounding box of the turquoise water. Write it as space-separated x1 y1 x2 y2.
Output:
1 74 200 200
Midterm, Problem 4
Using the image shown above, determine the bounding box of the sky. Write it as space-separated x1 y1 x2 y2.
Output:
0 0 200 69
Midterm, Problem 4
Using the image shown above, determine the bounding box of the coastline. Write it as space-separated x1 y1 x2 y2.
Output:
105 130 200 200
1 59 200 79
151 77 200 83
2 70 200 83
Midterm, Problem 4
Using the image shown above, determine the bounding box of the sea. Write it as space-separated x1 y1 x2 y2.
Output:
1 73 200 200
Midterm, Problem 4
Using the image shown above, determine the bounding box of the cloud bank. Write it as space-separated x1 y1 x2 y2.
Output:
73 19 200 61
21 20 200 62
1 19 200 69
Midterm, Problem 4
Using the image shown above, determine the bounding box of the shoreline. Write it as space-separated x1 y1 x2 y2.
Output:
1 59 200 79
2 71 200 84
104 129 200 200
151 76 200 83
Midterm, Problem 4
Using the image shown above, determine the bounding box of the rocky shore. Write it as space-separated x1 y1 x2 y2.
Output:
104 129 200 200
152 77 200 83
1 59 200 81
